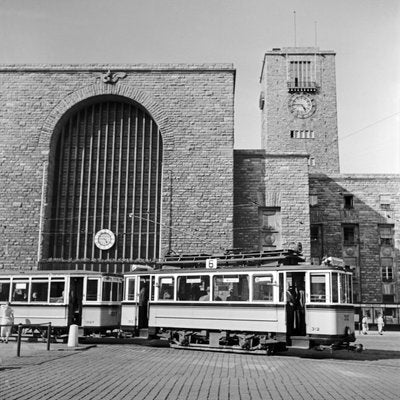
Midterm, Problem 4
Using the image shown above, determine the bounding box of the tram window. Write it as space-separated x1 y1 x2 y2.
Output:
159 277 174 300
331 273 339 303
213 275 249 301
177 276 210 301
0 281 10 302
102 281 112 301
279 273 284 302
126 277 136 301
253 275 274 301
50 280 65 303
341 274 352 304
12 282 28 302
347 275 353 304
31 281 49 302
111 281 121 301
339 274 346 303
86 279 99 301
310 274 326 302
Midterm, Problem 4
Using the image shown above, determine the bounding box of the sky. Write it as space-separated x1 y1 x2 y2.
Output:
0 0 399 174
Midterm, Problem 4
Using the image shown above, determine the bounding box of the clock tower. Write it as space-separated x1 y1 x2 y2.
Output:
259 47 340 174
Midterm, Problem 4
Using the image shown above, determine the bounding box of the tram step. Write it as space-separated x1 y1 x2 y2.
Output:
289 336 310 349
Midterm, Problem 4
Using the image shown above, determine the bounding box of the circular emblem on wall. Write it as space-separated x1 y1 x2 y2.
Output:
263 233 276 246
288 94 316 118
382 247 392 256
94 229 116 250
345 247 354 256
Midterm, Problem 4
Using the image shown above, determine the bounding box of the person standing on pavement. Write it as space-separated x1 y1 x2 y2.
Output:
361 314 369 335
376 313 384 335
1 302 14 343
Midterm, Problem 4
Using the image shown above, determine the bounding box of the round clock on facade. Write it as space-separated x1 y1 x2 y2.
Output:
94 229 116 250
289 94 316 118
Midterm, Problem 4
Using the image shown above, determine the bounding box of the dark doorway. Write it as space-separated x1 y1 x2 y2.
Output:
286 272 306 337
138 276 150 329
68 277 84 326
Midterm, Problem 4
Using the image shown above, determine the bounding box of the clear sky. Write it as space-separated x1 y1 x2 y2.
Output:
0 0 399 173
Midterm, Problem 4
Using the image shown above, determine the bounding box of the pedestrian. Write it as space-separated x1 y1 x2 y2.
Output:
376 313 384 335
361 314 369 335
1 301 14 343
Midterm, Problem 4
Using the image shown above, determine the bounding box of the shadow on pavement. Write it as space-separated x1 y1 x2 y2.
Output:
283 347 400 361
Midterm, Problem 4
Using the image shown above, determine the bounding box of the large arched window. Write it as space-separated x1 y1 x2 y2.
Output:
47 97 163 262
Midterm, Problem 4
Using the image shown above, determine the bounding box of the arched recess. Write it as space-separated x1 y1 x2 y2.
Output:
44 94 163 264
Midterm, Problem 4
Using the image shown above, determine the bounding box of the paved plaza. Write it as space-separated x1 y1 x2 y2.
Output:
0 332 400 399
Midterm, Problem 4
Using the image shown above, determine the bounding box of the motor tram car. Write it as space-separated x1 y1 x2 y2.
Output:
0 270 123 336
121 251 355 354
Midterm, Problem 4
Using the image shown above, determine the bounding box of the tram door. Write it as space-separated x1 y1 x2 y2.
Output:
138 276 150 329
68 277 84 326
286 272 306 337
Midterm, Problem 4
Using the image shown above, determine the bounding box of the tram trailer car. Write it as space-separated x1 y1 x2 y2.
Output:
0 271 123 336
121 261 355 354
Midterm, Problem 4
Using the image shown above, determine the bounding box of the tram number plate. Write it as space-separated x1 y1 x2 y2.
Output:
311 326 320 332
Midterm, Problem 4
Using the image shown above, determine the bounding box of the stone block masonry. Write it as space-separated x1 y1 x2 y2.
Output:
0 64 235 269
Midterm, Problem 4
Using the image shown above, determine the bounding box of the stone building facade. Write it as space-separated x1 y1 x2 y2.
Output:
0 49 399 326
0 64 235 270
246 47 400 327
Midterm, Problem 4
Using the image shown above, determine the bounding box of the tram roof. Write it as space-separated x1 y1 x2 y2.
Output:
159 248 304 268
126 262 352 275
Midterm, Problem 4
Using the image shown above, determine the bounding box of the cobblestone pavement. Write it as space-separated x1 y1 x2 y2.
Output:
0 332 399 400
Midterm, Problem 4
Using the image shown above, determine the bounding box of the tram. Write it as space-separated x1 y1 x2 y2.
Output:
0 270 123 336
121 250 355 354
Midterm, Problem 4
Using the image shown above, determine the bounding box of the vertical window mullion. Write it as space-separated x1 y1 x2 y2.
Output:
68 112 81 259
61 120 73 258
130 107 138 258
76 108 88 259
91 103 103 258
138 113 146 258
53 127 66 257
122 104 131 259
115 103 124 261
146 119 153 259
108 102 117 235
84 105 95 259
153 127 161 259
100 102 110 245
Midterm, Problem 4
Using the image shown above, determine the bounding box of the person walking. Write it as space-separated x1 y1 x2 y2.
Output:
361 314 369 335
376 313 384 335
1 302 14 343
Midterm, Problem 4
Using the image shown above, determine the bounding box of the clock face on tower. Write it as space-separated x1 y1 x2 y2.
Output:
289 94 316 118
94 229 116 250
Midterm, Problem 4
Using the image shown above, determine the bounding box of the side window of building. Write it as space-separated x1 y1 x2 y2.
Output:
343 225 358 246
343 194 354 209
288 60 316 89
379 194 391 211
310 224 323 265
379 224 394 246
381 258 393 282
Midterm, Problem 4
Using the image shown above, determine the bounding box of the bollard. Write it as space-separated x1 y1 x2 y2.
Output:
17 324 22 357
47 322 51 351
67 324 79 347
